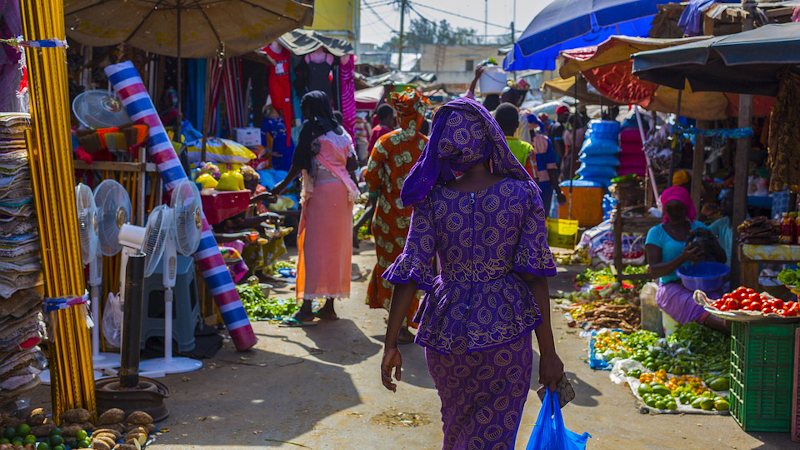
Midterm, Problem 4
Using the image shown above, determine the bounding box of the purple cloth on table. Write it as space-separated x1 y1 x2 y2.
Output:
656 282 714 324
384 178 556 354
678 0 738 37
426 332 533 450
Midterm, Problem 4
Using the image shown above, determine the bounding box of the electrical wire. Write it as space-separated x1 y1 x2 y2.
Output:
363 0 399 33
407 0 510 30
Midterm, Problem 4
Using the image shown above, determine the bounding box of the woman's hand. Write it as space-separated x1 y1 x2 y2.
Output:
539 352 564 392
381 347 403 392
680 243 704 262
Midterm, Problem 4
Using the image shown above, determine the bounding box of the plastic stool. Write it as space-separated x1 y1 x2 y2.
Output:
141 255 201 352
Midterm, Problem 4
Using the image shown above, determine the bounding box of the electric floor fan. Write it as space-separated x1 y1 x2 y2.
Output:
76 183 120 370
139 179 203 374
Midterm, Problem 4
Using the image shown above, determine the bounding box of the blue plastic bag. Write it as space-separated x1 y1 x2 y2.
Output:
526 389 591 450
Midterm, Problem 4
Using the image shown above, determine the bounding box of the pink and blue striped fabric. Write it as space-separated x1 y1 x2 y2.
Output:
104 61 256 351
339 54 356 139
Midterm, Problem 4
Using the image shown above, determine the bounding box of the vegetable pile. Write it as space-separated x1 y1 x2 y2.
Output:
711 286 799 317
236 284 299 320
777 267 800 287
562 266 650 332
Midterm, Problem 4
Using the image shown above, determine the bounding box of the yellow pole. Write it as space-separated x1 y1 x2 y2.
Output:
21 0 96 419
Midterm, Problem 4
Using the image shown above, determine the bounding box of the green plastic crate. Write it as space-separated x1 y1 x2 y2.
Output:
730 321 799 432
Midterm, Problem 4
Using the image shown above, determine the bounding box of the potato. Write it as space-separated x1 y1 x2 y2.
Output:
124 427 147 444
113 445 137 450
30 423 56 437
97 408 125 426
105 422 127 434
80 421 95 432
125 411 152 425
60 423 84 437
60 408 91 424
92 435 116 449
4 417 23 429
145 423 156 434
26 408 46 426
93 428 123 441
91 441 112 450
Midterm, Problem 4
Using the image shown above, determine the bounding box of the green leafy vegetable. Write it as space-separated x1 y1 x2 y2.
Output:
778 268 799 286
236 284 299 320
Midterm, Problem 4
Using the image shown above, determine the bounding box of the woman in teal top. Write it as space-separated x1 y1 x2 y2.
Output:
645 186 727 330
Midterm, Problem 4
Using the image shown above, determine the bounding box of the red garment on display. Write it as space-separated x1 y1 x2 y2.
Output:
264 44 294 145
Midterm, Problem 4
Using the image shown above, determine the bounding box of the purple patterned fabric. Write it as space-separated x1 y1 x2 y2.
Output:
401 97 536 207
426 332 533 450
384 177 556 354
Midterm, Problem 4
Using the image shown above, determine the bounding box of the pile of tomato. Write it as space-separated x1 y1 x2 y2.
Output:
712 287 800 317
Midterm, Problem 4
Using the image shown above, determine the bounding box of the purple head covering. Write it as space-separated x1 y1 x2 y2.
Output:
401 97 536 206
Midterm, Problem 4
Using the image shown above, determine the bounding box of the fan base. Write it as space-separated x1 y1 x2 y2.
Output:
93 352 121 369
139 357 202 374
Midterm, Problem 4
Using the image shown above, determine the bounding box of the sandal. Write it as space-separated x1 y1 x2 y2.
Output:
278 317 317 327
313 309 339 321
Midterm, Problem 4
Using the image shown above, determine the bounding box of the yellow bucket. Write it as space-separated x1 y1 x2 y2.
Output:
546 218 579 249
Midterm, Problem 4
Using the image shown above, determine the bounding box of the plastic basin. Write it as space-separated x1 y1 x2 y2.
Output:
677 262 731 292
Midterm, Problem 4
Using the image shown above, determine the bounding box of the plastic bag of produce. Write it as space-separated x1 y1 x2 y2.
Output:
526 389 591 450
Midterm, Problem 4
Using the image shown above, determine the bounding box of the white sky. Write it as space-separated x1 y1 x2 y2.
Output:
360 0 559 45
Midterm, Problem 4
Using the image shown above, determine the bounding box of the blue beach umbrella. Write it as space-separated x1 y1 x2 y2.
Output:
504 0 672 71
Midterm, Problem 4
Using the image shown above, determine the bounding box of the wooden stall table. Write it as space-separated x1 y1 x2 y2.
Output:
739 243 800 289
612 207 661 283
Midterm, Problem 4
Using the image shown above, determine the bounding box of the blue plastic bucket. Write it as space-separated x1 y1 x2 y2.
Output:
677 262 731 292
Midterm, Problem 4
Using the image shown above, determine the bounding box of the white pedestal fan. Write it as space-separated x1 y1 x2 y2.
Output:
139 179 204 374
76 183 121 370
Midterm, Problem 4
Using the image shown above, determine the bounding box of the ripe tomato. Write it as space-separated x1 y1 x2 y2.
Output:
773 299 785 309
749 292 762 301
741 299 752 308
785 308 799 317
728 299 741 310
776 309 787 316
745 288 755 295
763 307 773 314
752 302 762 311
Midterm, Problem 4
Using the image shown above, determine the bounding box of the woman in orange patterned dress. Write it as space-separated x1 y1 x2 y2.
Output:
365 88 430 343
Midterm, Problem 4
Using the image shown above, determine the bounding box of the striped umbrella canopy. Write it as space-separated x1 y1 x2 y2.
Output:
64 0 313 59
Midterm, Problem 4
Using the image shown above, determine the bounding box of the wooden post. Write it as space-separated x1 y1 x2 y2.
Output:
732 0 757 287
691 121 707 214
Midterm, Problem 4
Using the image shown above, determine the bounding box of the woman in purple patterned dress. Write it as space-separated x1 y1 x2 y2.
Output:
380 97 564 449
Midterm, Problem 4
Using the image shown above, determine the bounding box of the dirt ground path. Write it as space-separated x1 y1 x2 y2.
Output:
29 243 798 449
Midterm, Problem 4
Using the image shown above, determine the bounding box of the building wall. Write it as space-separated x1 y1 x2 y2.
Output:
308 0 360 54
419 44 503 91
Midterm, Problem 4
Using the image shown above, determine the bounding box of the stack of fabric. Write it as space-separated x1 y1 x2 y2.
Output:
0 113 43 410
618 127 647 177
577 120 620 187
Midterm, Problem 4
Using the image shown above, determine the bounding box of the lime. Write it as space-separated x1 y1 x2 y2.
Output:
75 430 88 441
16 423 30 437
24 434 37 445
0 438 8 444
78 439 91 448
37 443 50 450
3 427 15 440
49 434 64 446
53 445 65 450
11 437 23 446
50 427 61 436
66 439 77 448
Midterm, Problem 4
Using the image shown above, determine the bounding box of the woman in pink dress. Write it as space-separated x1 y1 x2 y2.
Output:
272 91 359 322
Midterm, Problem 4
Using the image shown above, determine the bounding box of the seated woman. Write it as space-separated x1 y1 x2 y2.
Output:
646 186 728 331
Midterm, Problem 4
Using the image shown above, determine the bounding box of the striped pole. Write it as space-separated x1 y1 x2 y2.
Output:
104 61 256 351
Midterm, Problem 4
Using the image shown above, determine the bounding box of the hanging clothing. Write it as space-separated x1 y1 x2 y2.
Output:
354 112 370 162
264 43 294 145
261 117 294 171
385 98 555 449
365 89 430 327
307 57 333 99
338 54 356 139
